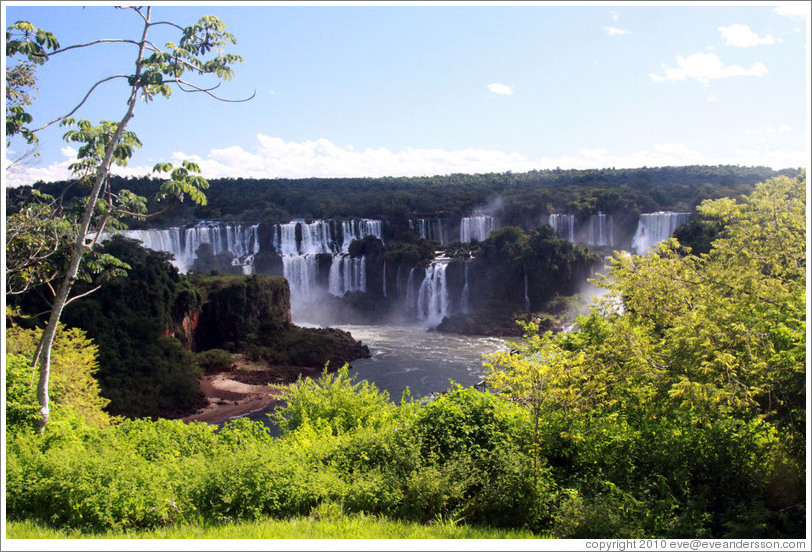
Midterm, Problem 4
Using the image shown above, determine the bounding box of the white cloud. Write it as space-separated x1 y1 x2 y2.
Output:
718 24 776 47
775 4 809 18
7 136 805 188
610 11 619 22
487 83 513 95
706 94 718 103
649 52 768 83
604 26 630 36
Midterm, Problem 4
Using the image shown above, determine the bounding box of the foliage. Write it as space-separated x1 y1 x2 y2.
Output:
273 365 395 436
195 348 234 373
485 173 807 537
5 7 248 432
6 514 539 539
6 324 113 430
58 236 203 417
4 175 805 538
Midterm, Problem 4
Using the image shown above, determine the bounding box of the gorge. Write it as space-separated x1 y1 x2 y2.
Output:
113 209 690 328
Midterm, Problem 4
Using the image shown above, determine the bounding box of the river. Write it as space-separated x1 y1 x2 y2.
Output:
241 321 510 430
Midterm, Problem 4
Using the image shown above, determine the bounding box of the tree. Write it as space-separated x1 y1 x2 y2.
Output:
485 173 806 536
5 7 252 432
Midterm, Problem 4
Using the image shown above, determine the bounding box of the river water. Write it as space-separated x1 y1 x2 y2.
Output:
329 323 509 402
241 321 510 430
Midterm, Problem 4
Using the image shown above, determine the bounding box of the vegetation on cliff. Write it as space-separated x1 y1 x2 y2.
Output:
5 174 805 538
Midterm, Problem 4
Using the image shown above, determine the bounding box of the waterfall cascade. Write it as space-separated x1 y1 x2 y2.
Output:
409 218 447 244
328 255 367 296
116 223 260 273
459 262 470 314
273 219 384 307
417 261 449 326
548 214 575 242
587 212 614 247
631 211 691 254
460 215 495 243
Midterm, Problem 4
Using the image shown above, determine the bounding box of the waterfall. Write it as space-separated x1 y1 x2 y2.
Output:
404 267 417 311
342 219 384 251
548 214 575 242
523 264 531 313
328 255 367 296
409 218 446 244
283 254 320 308
115 223 260 273
271 219 383 307
588 212 614 247
631 211 691 254
382 260 387 298
460 215 495 243
417 262 449 326
460 263 470 314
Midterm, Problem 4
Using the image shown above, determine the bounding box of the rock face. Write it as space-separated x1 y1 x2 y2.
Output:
193 274 292 350
190 273 369 369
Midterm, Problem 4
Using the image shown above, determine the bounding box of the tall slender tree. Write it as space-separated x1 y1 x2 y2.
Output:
5 6 253 432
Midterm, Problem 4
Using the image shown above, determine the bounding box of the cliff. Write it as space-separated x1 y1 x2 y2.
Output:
190 273 369 368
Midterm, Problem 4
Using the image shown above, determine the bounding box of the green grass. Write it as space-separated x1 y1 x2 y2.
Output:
6 515 542 540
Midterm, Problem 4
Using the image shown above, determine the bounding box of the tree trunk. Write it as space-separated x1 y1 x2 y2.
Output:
34 10 150 433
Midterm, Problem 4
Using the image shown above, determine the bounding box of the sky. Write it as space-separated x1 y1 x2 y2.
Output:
3 1 810 188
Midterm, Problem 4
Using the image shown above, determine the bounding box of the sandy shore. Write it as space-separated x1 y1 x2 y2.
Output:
181 372 284 425
180 354 334 425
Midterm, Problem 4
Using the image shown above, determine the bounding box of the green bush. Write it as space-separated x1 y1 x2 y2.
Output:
194 348 234 373
273 365 395 436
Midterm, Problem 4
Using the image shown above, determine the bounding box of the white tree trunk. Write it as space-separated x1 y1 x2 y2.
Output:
34 10 150 433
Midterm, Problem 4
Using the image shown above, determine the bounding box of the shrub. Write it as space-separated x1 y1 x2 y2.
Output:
194 348 234 373
273 365 394 436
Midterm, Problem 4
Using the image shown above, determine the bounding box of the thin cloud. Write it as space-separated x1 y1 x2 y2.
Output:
649 52 768 83
718 24 776 47
775 4 808 18
487 83 513 95
5 136 804 187
604 26 630 36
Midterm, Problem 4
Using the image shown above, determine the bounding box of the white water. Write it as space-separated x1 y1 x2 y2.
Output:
273 219 384 307
460 215 495 243
588 212 614 247
409 218 447 244
417 262 449 326
631 211 691 254
548 213 575 242
116 223 260 272
328 255 367 296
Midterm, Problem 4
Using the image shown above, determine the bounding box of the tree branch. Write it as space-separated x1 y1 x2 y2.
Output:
173 78 256 102
31 74 130 133
63 285 103 307
50 38 140 56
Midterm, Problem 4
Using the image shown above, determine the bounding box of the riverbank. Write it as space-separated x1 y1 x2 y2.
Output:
181 354 335 425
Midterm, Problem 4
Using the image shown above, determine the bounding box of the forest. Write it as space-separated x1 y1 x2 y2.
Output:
4 8 806 542
5 172 806 538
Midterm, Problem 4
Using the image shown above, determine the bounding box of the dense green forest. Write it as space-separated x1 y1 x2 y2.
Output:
9 165 792 229
6 173 806 538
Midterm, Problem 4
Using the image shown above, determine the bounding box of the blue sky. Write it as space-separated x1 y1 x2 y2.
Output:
3 1 810 187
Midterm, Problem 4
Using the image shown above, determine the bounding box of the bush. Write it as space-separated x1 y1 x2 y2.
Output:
273 365 394 436
195 348 234 373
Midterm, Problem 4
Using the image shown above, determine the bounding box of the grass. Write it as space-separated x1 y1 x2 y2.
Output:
6 514 542 540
